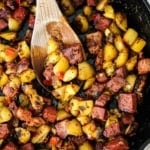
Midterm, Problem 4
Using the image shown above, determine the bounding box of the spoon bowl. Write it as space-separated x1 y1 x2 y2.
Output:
31 0 84 91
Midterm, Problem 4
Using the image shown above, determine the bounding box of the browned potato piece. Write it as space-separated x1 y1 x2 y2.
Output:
83 77 95 90
77 116 91 125
109 22 121 35
8 17 21 31
0 32 17 41
103 5 115 19
0 73 9 88
123 28 138 46
115 12 127 31
79 141 93 150
56 109 71 121
126 55 137 71
0 106 12 123
83 6 92 16
131 37 146 53
103 61 115 76
96 0 108 11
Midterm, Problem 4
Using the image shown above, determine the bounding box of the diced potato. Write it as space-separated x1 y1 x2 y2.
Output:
53 56 69 77
0 96 5 106
131 37 146 53
82 122 101 139
63 84 80 101
67 119 83 136
115 49 128 68
0 43 9 52
83 77 95 90
103 5 115 19
123 74 137 92
75 14 89 33
52 77 62 89
19 69 36 83
17 41 30 59
8 17 20 31
10 76 21 88
83 6 92 16
104 43 118 61
77 116 91 125
30 5 36 13
3 47 18 62
31 125 51 144
61 0 75 16
0 32 16 41
126 55 137 71
103 61 115 76
105 115 118 128
115 12 127 31
47 38 60 54
22 84 37 96
123 28 138 46
78 61 95 80
69 98 94 116
0 106 12 123
0 73 9 88
56 109 71 121
52 85 66 100
63 66 77 82
114 35 127 52
79 141 93 150
45 51 61 65
15 127 31 144
109 22 121 35
19 93 29 107
96 0 108 11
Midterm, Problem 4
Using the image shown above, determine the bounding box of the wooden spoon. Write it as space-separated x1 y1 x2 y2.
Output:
31 0 85 91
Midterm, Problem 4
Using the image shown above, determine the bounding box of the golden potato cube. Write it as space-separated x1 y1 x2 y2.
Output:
123 74 137 92
15 127 31 144
63 84 80 101
104 43 118 61
109 22 121 35
83 77 95 90
103 61 115 77
79 141 93 150
0 73 9 88
56 109 71 121
77 116 91 125
115 12 127 31
69 98 80 116
45 51 61 65
52 85 66 100
31 125 51 144
96 0 108 11
78 61 95 80
126 55 137 71
53 56 69 77
103 5 115 19
10 76 21 88
19 69 36 83
0 106 12 123
18 41 30 59
83 6 92 16
67 119 83 136
123 28 138 45
0 32 16 41
47 38 60 54
82 122 101 139
131 37 146 53
63 66 77 82
8 17 20 31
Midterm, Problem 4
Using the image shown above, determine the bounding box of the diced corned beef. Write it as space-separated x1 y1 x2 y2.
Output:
2 142 17 150
138 58 150 74
0 9 8 19
95 50 103 71
43 106 57 123
20 143 34 150
28 14 35 29
95 141 104 150
72 0 84 8
96 72 108 83
0 19 8 31
17 58 30 74
86 31 103 54
92 106 107 121
5 0 16 10
91 13 111 31
0 124 10 139
95 92 110 107
85 82 105 98
9 101 18 116
87 0 96 6
118 93 137 113
115 67 126 78
3 82 18 98
62 43 83 65
55 120 69 139
13 7 28 23
103 122 121 138
5 62 17 74
106 76 126 93
122 113 135 125
43 64 54 81
103 136 129 150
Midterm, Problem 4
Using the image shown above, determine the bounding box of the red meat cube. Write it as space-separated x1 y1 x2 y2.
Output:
87 0 96 7
0 19 8 31
138 58 150 74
